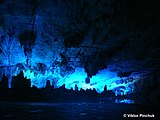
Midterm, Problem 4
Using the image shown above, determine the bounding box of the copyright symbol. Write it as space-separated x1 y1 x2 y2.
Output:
123 114 126 117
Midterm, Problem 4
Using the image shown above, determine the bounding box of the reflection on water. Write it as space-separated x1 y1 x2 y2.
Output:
0 101 158 120
115 99 134 104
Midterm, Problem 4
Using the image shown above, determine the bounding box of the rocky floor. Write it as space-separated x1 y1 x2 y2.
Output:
0 101 159 120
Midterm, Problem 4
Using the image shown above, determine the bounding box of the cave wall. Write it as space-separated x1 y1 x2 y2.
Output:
0 0 160 96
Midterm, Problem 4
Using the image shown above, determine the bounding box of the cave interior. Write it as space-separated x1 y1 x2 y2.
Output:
0 0 160 106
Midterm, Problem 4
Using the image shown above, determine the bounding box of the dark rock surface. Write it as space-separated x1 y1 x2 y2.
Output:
0 0 159 73
0 0 160 108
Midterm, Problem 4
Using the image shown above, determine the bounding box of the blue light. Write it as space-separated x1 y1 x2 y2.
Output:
115 99 135 104
22 67 139 95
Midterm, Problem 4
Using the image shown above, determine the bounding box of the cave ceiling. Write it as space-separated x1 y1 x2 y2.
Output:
0 0 160 93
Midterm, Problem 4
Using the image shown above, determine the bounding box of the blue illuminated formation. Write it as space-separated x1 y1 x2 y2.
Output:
0 0 145 96
22 67 139 95
0 35 140 95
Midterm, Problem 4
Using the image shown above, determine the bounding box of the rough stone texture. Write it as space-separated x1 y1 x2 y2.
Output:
0 0 160 104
